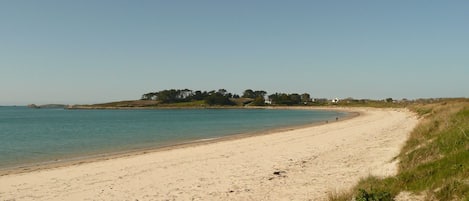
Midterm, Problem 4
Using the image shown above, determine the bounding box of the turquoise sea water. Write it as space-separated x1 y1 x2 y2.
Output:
0 107 346 169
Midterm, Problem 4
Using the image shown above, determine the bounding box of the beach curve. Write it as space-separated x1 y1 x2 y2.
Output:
0 107 418 201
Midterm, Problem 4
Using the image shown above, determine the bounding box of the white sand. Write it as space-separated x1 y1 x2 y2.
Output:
0 107 418 201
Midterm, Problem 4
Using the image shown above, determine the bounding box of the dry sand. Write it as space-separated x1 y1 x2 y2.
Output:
0 107 418 201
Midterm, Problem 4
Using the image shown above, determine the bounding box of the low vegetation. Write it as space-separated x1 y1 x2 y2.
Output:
333 99 407 108
89 100 159 108
330 99 469 201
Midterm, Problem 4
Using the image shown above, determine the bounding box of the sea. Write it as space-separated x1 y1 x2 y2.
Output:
0 106 346 170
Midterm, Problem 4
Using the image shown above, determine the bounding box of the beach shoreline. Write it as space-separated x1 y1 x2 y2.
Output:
0 107 356 176
0 107 418 200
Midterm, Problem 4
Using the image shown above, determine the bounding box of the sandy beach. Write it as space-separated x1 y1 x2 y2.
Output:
0 107 418 201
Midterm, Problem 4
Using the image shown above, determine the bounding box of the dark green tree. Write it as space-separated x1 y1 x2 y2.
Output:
156 89 180 103
301 93 311 103
254 90 267 98
204 91 235 106
242 89 256 98
290 93 302 105
141 92 157 100
268 93 304 105
192 91 205 100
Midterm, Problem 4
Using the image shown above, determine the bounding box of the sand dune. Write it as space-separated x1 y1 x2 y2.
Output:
0 107 418 201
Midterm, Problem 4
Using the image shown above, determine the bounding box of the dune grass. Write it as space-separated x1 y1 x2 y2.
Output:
329 99 469 201
335 100 407 108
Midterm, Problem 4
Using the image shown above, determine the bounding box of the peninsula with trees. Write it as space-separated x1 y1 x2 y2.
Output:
67 89 321 109
63 89 416 109
28 88 423 109
64 88 419 109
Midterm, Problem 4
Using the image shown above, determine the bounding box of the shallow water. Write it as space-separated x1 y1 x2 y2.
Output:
0 107 345 169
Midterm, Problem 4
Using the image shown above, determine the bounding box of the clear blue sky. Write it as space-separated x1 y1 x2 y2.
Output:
1 1 468 105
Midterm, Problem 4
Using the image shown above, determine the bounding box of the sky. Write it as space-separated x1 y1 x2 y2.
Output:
1 1 468 105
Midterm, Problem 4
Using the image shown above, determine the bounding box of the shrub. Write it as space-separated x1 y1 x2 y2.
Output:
355 188 393 201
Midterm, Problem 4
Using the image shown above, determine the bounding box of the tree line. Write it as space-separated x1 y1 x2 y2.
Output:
141 89 312 106
141 89 236 105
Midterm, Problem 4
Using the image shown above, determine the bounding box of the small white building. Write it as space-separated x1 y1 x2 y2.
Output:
331 98 340 104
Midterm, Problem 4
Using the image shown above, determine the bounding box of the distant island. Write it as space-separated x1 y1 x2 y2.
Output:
27 104 68 109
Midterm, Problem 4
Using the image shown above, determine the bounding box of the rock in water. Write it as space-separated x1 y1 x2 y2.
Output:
27 104 40 109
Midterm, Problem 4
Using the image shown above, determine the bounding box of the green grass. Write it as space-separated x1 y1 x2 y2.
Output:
330 99 469 201
158 100 206 107
335 101 407 108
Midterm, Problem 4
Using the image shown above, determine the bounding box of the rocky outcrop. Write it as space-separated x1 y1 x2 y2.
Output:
27 104 40 109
